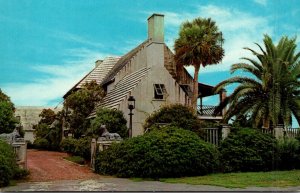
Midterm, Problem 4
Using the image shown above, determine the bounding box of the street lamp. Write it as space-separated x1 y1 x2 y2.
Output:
128 96 135 138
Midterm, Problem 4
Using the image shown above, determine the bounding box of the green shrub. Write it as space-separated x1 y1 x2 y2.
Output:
13 167 30 180
0 140 17 187
95 126 219 178
33 138 49 149
60 137 91 160
219 128 278 172
277 138 300 170
74 137 91 160
60 138 77 154
90 108 128 138
144 104 204 137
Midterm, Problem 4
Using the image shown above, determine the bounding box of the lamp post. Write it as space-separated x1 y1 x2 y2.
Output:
128 96 135 138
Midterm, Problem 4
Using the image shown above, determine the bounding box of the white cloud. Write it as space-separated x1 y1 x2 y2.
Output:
2 48 110 106
50 31 103 48
253 0 267 6
144 4 273 73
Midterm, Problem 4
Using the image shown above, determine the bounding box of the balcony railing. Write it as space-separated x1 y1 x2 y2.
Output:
197 105 221 116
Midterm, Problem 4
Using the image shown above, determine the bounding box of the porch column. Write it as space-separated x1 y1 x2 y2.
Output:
200 97 203 115
219 90 227 116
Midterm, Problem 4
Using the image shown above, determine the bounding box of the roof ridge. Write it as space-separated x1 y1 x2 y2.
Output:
101 39 150 86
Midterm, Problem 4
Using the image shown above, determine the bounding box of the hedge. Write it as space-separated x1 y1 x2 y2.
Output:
219 128 279 172
95 126 219 178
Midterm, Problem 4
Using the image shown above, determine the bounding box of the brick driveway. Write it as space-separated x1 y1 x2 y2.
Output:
26 149 100 182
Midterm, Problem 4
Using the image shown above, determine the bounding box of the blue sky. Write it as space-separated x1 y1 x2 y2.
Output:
0 0 299 109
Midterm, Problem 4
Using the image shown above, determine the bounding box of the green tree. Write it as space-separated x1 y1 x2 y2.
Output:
174 18 224 110
33 108 62 150
39 108 56 125
0 89 17 134
90 108 128 138
64 81 105 138
214 35 300 128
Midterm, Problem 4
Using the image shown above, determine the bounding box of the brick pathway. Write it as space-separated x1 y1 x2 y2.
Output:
26 149 100 182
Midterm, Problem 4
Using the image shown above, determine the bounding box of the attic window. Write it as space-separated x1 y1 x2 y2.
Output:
154 84 167 99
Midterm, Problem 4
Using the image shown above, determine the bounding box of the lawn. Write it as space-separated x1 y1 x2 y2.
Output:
63 156 85 165
158 170 300 188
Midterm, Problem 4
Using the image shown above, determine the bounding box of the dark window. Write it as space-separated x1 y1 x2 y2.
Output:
154 84 167 99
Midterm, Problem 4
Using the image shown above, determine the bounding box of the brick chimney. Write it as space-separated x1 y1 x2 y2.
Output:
148 13 164 43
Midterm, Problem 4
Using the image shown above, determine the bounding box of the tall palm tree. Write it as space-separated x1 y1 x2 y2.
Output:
174 18 224 110
214 35 300 128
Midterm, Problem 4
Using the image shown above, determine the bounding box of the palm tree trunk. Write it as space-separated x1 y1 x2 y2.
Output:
192 64 200 112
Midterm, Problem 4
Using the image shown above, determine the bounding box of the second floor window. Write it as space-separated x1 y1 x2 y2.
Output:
154 84 167 99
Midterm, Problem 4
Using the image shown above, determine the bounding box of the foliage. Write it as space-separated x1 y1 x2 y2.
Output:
64 81 105 138
13 167 30 180
33 109 62 150
60 138 77 154
0 140 28 187
74 137 91 160
277 137 300 170
214 35 300 128
144 104 204 137
33 138 49 149
219 128 278 172
89 108 128 138
174 18 224 109
60 137 91 160
64 156 85 165
95 126 219 178
39 108 56 125
0 140 17 187
160 170 300 188
0 89 17 134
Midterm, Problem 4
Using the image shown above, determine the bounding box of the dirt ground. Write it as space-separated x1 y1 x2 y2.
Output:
26 149 100 182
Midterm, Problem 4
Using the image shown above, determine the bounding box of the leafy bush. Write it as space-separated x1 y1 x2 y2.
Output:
0 140 17 187
144 104 204 137
74 137 91 160
95 126 219 178
90 108 128 138
33 138 49 149
13 167 30 180
60 138 77 154
33 121 62 151
219 128 278 172
60 137 91 160
277 138 300 170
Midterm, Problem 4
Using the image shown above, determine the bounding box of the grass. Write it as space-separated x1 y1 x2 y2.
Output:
63 156 85 165
153 170 300 188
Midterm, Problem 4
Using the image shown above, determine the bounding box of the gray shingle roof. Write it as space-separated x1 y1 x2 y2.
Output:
63 56 120 98
90 67 150 117
77 56 120 88
101 40 150 86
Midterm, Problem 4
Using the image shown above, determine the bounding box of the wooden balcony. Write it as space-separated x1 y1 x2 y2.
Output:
197 105 223 120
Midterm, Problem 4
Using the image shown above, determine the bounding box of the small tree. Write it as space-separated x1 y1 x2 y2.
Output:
33 108 62 150
90 108 128 138
64 81 105 138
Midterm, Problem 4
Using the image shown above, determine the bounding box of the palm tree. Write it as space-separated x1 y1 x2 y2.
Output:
174 18 224 110
214 35 300 128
